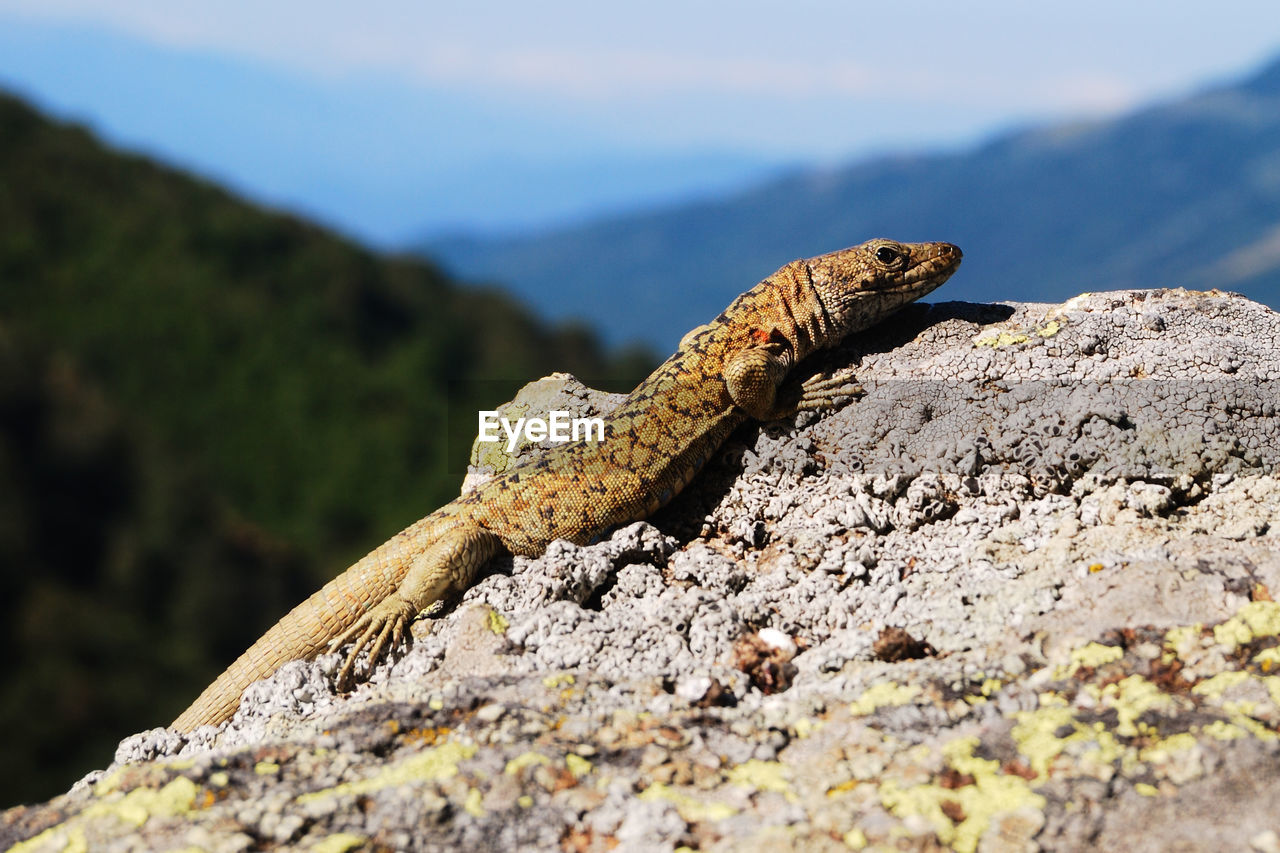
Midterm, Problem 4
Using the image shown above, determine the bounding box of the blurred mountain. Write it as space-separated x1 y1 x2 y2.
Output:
0 14 790 245
427 53 1280 350
0 90 653 807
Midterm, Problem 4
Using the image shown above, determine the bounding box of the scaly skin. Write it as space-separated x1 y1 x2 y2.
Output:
172 238 962 731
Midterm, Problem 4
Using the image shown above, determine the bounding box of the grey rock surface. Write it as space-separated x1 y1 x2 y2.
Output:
4 289 1280 853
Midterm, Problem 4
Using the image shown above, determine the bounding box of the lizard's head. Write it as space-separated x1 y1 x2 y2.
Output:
808 238 962 336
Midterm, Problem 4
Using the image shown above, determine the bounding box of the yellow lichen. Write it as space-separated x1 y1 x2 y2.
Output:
974 331 1030 348
254 761 280 776
504 752 551 776
565 753 593 779
842 827 868 849
1213 601 1280 650
486 608 509 634
297 740 476 803
542 673 575 689
637 783 737 822
1163 624 1203 659
463 787 486 818
91 768 127 797
12 776 202 852
726 760 790 794
1089 675 1174 737
1070 642 1124 670
878 737 1045 853
1218 714 1278 742
1138 732 1198 764
1263 676 1280 707
1214 619 1253 648
82 777 200 828
1253 648 1280 672
309 833 369 853
1236 601 1280 638
1191 671 1251 699
849 682 920 716
10 825 88 853
1011 701 1085 780
1200 720 1246 740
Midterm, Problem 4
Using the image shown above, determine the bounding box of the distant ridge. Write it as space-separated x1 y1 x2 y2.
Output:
427 52 1280 349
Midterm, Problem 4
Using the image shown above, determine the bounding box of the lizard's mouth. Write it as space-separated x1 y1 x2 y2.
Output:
883 243 962 293
904 243 962 283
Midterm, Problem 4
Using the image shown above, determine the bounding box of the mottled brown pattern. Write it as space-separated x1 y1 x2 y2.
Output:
172 239 961 731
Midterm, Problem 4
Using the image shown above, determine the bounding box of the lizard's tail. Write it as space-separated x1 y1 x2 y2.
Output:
171 518 434 732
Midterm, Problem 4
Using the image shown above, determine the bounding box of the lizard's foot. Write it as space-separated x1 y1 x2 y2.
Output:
769 372 864 418
329 595 417 691
793 372 864 411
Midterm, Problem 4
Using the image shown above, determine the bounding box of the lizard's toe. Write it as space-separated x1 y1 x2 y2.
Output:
331 596 417 691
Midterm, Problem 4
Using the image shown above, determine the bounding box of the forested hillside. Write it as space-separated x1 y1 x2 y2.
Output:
0 92 652 806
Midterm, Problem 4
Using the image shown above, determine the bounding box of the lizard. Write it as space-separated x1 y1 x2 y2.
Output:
172 237 961 731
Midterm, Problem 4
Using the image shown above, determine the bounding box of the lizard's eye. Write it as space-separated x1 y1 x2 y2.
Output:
875 245 901 265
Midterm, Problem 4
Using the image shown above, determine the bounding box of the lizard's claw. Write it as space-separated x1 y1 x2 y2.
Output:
329 596 418 691
793 372 864 412
769 371 864 419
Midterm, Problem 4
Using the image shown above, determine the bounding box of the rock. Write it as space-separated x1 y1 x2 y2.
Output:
4 290 1279 853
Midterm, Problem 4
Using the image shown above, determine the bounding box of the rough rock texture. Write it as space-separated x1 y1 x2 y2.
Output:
5 289 1280 853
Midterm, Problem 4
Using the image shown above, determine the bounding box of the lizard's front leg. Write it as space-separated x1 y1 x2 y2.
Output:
724 341 791 421
329 523 503 688
726 338 864 421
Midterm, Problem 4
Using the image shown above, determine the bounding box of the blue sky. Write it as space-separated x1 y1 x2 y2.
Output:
2 1 1279 243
